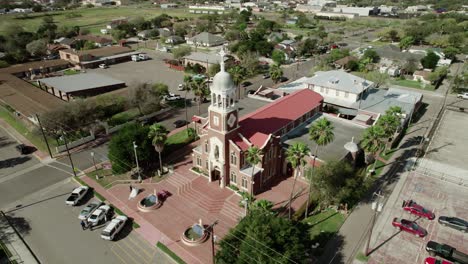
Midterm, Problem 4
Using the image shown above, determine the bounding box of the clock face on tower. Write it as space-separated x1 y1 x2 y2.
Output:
227 112 237 129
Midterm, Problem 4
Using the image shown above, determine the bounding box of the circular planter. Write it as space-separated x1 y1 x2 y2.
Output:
181 224 208 246
137 194 162 213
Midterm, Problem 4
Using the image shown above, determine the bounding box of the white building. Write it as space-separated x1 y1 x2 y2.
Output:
295 5 322 13
188 5 230 14
316 11 357 19
332 6 377 16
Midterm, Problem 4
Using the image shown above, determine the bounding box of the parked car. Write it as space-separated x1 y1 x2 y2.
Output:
65 186 89 206
426 241 468 264
424 257 452 264
392 217 427 237
438 216 468 232
98 64 108 69
101 215 128 241
173 120 188 128
15 144 32 155
177 84 184 91
457 93 468 99
88 205 112 226
402 200 435 220
164 93 182 101
241 81 252 87
279 76 289 82
262 73 270 79
78 201 103 220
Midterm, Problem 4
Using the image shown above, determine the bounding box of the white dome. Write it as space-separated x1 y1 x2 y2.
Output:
210 70 236 94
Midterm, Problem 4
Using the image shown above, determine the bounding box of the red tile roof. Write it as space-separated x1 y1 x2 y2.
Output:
233 136 249 151
237 89 323 148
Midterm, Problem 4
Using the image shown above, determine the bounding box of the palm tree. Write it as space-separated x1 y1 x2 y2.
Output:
269 64 283 84
148 123 169 174
251 199 274 213
246 146 262 198
183 75 192 134
286 142 310 220
228 65 246 99
191 78 209 115
386 106 403 117
305 118 334 217
361 125 386 173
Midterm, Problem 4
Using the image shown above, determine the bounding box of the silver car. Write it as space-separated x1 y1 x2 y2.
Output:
78 201 103 220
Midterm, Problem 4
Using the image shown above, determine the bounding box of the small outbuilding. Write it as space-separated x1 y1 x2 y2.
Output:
37 73 125 101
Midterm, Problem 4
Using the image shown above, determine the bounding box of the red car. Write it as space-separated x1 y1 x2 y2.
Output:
392 217 427 237
424 257 452 264
402 200 435 220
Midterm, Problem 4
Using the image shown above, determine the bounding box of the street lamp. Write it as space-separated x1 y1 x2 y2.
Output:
91 152 99 180
133 141 142 182
365 191 384 256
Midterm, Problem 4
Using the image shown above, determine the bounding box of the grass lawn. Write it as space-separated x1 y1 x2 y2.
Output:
304 209 345 241
0 6 197 35
367 159 386 176
391 79 435 91
380 149 397 161
355 252 370 262
63 69 80 75
108 108 140 126
0 106 56 153
166 129 191 146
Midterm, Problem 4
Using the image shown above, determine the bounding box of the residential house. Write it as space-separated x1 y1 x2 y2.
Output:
405 5 429 13
158 28 173 38
54 37 75 49
375 45 424 66
161 3 177 8
187 32 226 47
188 5 230 14
75 35 113 48
295 5 322 13
106 18 128 29
267 32 283 43
275 40 297 62
137 30 156 39
332 6 378 16
315 11 357 19
334 56 357 69
413 70 431 84
379 65 401 77
165 36 185 45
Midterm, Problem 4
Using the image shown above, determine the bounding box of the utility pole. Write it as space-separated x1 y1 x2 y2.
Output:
35 114 53 158
208 220 219 264
365 191 384 256
62 131 77 177
91 152 99 180
133 141 142 182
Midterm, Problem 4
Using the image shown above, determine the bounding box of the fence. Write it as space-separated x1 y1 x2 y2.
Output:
55 134 95 153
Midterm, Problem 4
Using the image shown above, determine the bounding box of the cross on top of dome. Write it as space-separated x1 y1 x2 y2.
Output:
219 47 226 72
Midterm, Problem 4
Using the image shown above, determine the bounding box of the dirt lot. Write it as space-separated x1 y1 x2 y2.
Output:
367 171 468 264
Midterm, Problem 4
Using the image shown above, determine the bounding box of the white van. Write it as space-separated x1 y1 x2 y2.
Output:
100 215 127 241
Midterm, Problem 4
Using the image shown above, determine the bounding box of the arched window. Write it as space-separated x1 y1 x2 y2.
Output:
230 152 236 165
217 95 221 107
205 141 209 152
230 97 234 106
230 172 237 185
215 145 220 160
241 177 248 189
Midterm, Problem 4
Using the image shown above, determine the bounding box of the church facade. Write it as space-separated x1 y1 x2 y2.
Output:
192 51 324 195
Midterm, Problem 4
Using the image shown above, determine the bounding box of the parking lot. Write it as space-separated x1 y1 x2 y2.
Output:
3 179 174 264
367 171 468 264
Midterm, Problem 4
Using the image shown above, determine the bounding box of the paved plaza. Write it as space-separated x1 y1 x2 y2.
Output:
366 171 468 264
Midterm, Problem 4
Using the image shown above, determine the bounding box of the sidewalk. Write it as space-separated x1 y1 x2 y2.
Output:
0 213 40 264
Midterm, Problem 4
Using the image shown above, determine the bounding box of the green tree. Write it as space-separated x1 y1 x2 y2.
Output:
152 83 169 97
285 142 310 220
215 210 310 264
360 125 386 172
399 36 414 50
108 123 154 174
272 50 286 65
25 39 47 57
239 51 259 76
269 64 283 84
421 51 439 70
386 106 403 117
228 65 246 99
297 38 317 57
208 63 220 77
251 199 274 213
148 123 169 173
443 46 459 60
326 48 350 63
365 71 389 88
448 33 464 48
36 15 57 42
246 146 262 199
172 46 192 60
191 79 209 115
306 118 334 217
0 60 9 68
128 83 161 115
309 160 353 208
362 49 380 63
82 40 95 50
402 57 418 74
182 75 193 133
111 29 126 42
376 114 400 139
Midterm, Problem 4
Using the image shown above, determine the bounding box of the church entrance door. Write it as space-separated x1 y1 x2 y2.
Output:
212 168 221 185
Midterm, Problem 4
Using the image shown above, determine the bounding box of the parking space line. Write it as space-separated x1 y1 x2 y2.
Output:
127 235 154 259
111 244 130 264
114 241 147 264
120 238 152 263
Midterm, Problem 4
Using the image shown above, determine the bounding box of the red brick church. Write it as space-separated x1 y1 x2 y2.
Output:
192 50 323 195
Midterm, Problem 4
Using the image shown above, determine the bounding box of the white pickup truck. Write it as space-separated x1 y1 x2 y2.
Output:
457 93 468 99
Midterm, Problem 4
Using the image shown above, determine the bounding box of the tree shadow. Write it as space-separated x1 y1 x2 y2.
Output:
0 212 32 243
0 136 14 148
317 233 345 264
399 136 423 149
0 156 32 169
366 230 402 256
425 142 453 155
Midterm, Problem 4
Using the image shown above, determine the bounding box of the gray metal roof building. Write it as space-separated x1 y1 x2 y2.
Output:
37 73 125 101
